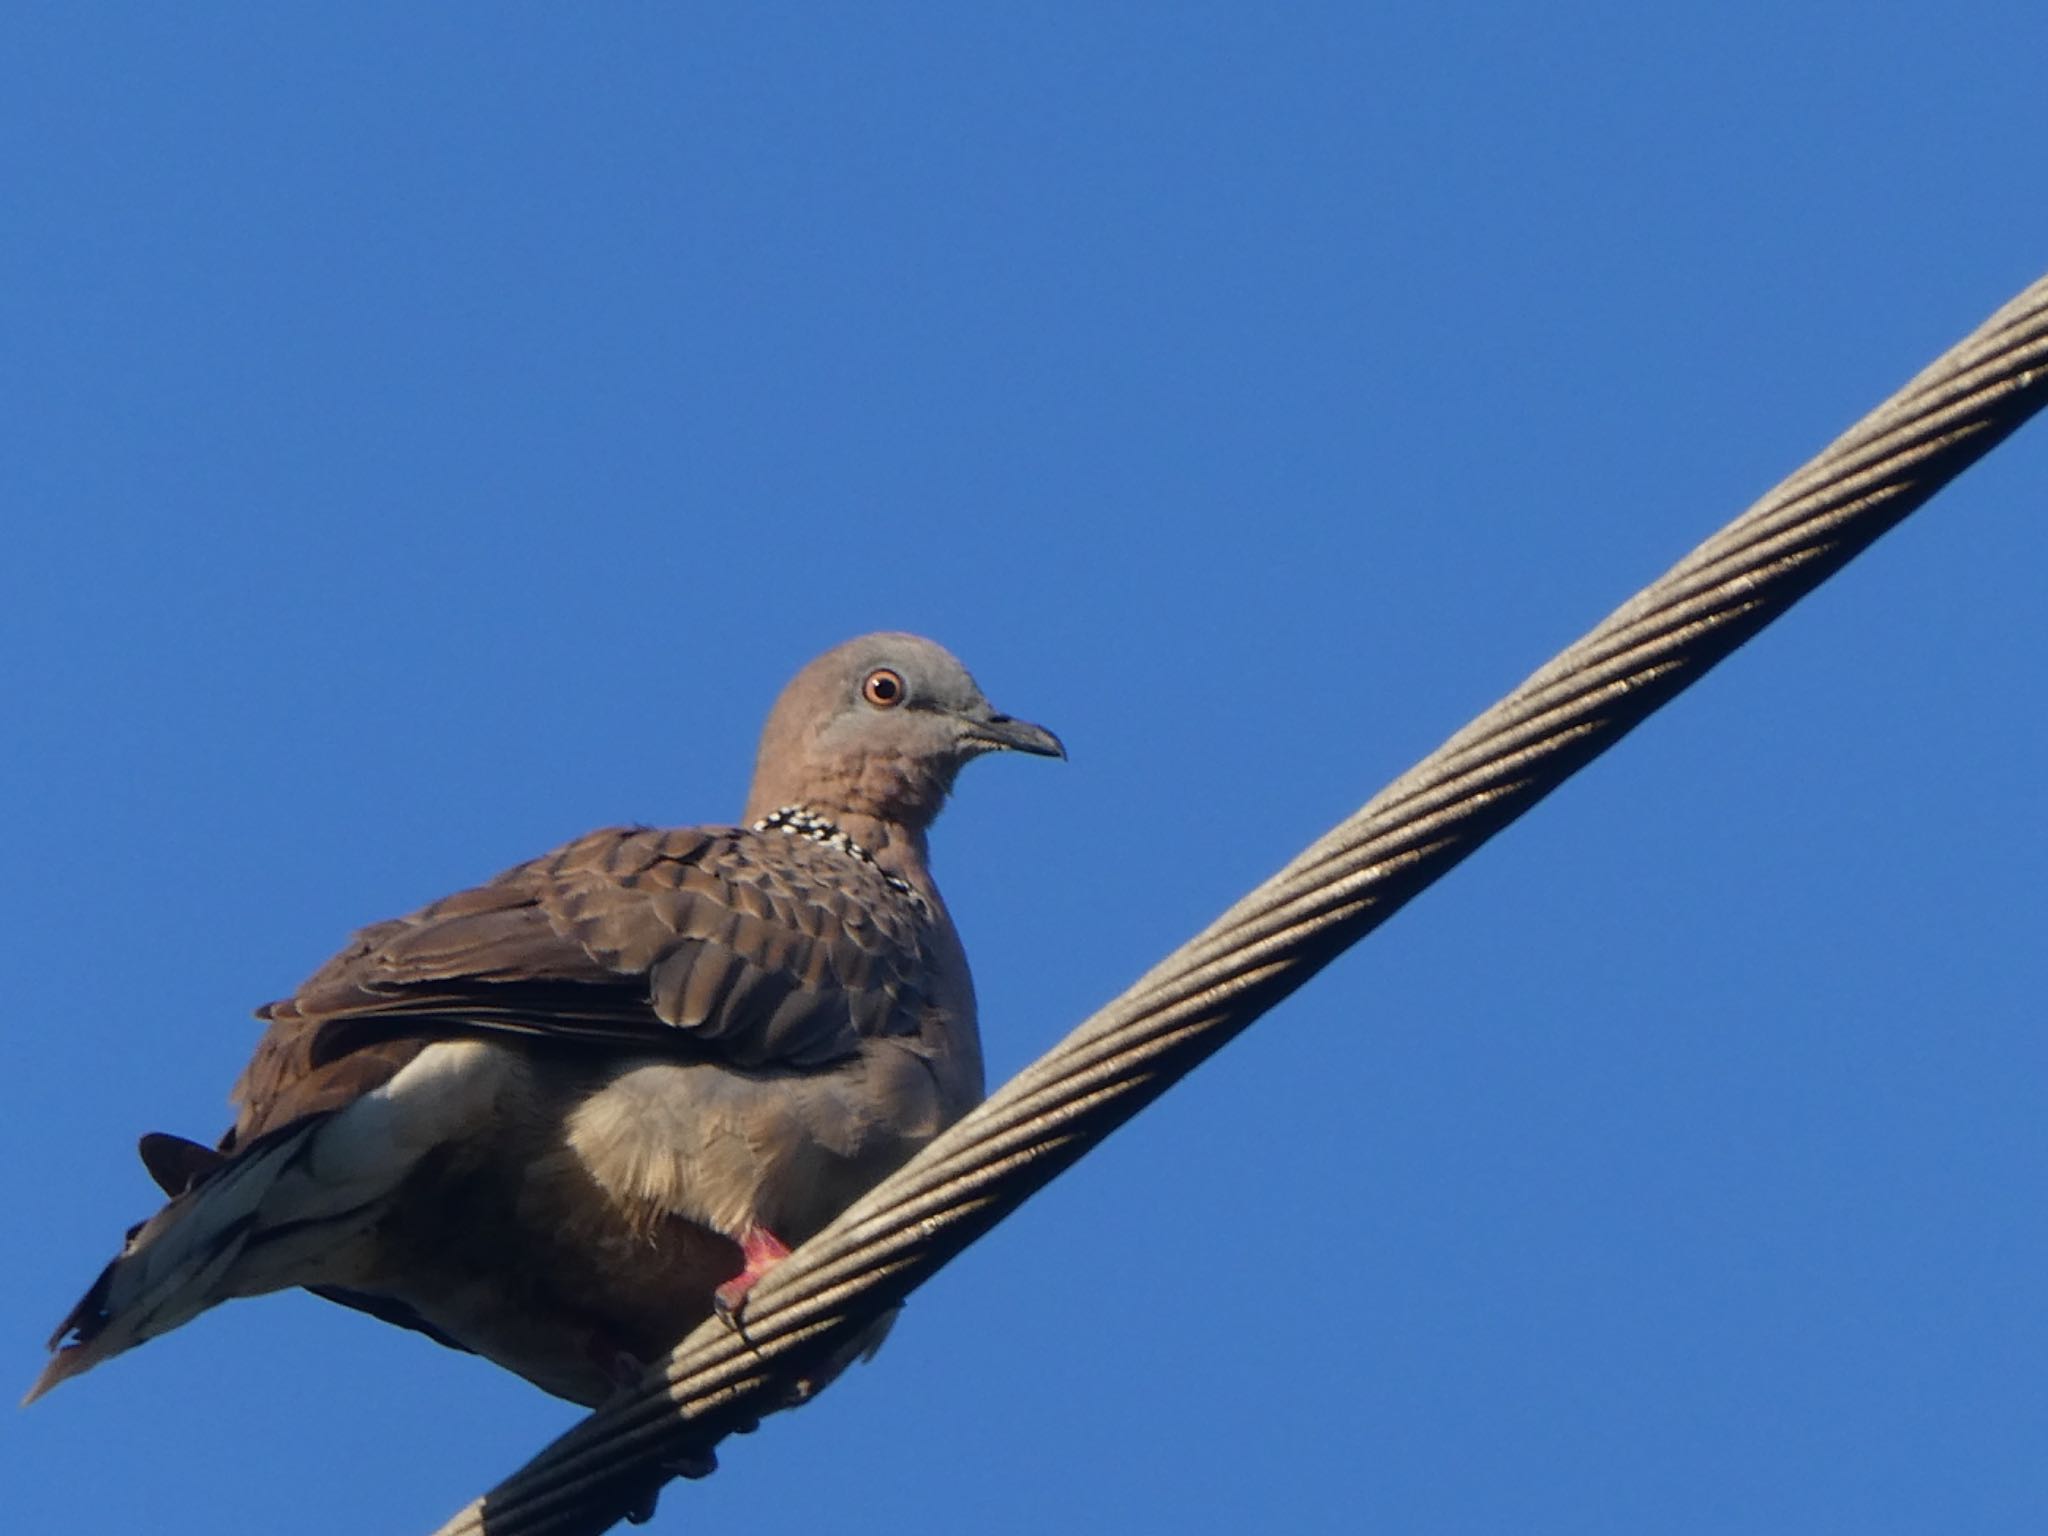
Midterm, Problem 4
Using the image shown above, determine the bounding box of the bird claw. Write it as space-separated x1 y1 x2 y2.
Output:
711 1224 792 1334
710 1283 748 1326
665 1446 718 1481
620 1444 719 1526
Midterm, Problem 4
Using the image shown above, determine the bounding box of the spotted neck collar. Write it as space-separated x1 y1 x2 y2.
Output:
751 805 917 898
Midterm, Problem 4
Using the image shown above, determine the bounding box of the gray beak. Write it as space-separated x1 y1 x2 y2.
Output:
961 709 1066 760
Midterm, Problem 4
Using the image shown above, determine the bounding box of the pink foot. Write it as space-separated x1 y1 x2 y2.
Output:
712 1225 792 1321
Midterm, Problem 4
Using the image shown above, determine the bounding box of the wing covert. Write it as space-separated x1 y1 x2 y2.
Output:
236 822 935 1143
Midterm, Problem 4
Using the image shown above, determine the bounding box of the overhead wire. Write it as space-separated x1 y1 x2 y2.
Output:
430 272 2048 1536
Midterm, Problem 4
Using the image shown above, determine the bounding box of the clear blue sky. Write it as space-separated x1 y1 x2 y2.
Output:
5 6 2046 1532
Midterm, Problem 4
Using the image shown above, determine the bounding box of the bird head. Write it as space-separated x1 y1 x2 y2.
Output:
744 632 1064 836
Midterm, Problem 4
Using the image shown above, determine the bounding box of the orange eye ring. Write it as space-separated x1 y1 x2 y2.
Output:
861 668 906 707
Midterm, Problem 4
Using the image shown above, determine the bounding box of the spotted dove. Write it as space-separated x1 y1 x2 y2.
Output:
29 633 1061 1408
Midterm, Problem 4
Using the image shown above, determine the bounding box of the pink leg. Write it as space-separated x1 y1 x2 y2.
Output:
712 1225 792 1319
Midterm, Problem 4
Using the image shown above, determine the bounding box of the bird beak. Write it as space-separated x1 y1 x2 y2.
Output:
961 710 1066 760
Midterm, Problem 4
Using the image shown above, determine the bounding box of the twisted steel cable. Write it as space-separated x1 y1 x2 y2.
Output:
431 272 2048 1536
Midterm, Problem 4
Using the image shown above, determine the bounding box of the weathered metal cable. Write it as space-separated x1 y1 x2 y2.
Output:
431 272 2048 1536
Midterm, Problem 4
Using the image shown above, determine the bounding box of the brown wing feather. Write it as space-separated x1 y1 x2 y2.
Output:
226 823 934 1148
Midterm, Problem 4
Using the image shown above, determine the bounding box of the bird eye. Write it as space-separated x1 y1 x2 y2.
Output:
861 668 906 707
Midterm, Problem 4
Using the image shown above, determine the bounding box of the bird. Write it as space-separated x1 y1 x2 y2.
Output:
28 632 1062 1410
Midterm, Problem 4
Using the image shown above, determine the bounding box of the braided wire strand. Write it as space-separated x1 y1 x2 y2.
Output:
431 274 2048 1536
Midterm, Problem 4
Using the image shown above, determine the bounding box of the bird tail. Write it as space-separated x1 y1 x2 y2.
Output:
26 1113 381 1405
28 1038 513 1405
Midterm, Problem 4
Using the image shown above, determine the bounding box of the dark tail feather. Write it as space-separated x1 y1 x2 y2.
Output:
138 1132 226 1197
26 1117 337 1405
